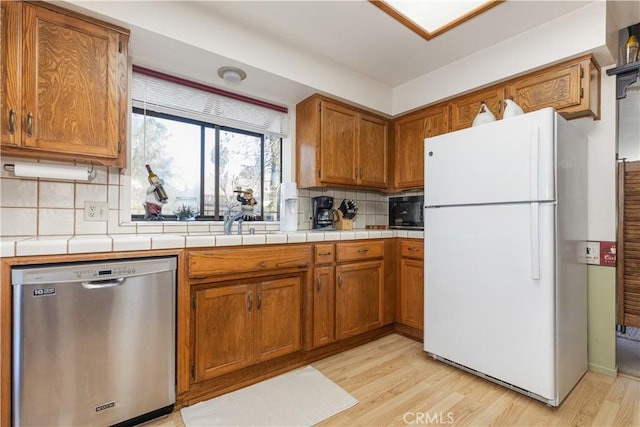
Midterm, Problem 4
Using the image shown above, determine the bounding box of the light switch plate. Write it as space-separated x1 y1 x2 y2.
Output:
585 241 600 265
84 201 109 222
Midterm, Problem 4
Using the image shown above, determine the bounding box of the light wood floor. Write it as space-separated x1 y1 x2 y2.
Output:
147 334 640 427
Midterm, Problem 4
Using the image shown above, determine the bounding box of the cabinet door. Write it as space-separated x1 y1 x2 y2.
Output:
193 284 254 381
506 61 582 114
255 277 301 362
313 266 335 347
320 101 358 185
450 87 505 131
21 4 122 160
358 113 388 188
336 260 383 340
399 258 424 331
394 105 447 190
1 1 21 147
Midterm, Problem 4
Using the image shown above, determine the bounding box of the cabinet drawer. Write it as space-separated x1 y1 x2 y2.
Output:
336 241 384 262
188 245 312 278
314 244 335 264
401 240 423 259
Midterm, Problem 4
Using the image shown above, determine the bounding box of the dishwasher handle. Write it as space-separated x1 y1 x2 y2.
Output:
82 277 126 289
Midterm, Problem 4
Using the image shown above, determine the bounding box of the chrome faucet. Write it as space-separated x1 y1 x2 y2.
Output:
223 204 256 235
223 206 245 235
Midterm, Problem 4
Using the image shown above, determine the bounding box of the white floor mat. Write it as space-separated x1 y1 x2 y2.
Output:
180 366 358 427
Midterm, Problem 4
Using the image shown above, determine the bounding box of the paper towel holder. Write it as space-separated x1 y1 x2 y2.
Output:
3 162 96 181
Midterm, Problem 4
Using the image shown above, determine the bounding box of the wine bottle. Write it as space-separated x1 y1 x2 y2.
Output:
145 164 168 203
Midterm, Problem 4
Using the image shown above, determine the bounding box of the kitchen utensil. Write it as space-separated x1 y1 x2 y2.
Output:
339 199 358 219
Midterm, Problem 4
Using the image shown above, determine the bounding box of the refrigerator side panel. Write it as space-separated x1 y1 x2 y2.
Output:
424 108 556 207
555 114 588 403
424 203 556 400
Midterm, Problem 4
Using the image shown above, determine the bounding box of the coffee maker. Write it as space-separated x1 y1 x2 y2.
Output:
312 196 334 229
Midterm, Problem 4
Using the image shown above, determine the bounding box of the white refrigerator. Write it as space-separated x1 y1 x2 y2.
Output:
423 108 588 406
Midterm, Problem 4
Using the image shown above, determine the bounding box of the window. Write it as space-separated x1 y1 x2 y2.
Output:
130 69 286 221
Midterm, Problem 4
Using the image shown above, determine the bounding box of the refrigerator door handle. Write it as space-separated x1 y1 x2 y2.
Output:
530 202 540 280
530 127 539 201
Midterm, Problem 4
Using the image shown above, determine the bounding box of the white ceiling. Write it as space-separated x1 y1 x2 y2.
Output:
195 0 594 87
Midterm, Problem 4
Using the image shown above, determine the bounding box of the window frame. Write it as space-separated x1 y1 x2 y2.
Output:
130 106 282 222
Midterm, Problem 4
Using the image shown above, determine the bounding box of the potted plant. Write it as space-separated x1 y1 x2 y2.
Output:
173 197 200 221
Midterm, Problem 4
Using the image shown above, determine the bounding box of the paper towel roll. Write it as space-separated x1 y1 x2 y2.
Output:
10 162 91 181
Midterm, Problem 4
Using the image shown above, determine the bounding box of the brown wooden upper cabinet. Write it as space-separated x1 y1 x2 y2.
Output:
449 87 505 132
393 103 448 190
296 95 389 190
506 55 600 120
0 1 129 167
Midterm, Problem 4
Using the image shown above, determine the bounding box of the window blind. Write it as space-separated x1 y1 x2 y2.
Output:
132 69 289 138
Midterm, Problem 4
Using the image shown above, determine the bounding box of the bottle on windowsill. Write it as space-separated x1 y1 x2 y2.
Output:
145 164 169 203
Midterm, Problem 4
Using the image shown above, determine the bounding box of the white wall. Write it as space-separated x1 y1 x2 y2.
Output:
572 68 617 241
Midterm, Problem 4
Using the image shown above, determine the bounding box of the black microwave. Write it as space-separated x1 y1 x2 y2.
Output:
389 196 424 230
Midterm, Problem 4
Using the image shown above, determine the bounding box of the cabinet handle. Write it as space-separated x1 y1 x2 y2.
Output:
498 99 502 115
408 247 420 252
8 109 15 135
247 291 253 312
257 292 262 310
317 277 322 291
26 112 33 137
357 248 369 253
338 274 343 288
318 252 332 256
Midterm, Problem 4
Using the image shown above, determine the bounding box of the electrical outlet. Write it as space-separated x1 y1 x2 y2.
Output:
84 201 109 222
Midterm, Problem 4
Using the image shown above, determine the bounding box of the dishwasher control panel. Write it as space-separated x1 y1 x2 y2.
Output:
11 257 175 285
75 267 137 279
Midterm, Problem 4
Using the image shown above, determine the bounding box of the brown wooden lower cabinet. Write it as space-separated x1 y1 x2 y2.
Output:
192 275 302 383
336 260 384 340
396 239 424 341
194 284 254 380
181 240 392 408
313 265 336 347
399 258 424 330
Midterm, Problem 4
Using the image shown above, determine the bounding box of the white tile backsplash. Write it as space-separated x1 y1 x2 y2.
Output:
0 160 392 239
75 210 108 234
39 209 75 235
1 178 38 207
1 207 37 236
75 183 108 204
39 181 75 208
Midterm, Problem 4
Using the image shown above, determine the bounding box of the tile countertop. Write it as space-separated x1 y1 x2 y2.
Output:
0 230 425 258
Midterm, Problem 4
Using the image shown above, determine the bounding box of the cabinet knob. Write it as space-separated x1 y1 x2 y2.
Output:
26 112 33 137
8 109 16 135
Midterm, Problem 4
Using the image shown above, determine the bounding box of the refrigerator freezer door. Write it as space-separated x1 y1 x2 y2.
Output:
424 202 556 400
424 108 556 207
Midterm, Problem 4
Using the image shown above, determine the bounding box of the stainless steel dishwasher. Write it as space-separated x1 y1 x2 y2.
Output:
12 256 177 427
